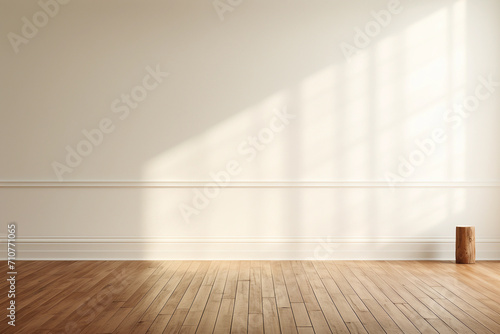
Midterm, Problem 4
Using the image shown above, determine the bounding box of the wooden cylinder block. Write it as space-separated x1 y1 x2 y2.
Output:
456 226 475 264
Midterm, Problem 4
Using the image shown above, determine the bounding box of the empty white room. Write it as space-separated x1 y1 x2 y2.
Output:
1 0 500 333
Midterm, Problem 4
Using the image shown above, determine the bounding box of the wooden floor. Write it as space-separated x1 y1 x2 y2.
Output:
1 261 500 333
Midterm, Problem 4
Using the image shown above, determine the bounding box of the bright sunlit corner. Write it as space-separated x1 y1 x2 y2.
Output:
0 0 499 332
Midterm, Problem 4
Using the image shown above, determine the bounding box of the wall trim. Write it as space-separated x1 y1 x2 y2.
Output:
2 181 500 188
3 236 499 260
8 236 500 243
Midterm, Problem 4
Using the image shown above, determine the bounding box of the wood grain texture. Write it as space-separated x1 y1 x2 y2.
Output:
456 226 476 264
0 261 499 333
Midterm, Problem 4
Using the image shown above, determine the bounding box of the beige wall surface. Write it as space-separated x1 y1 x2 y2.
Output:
1 0 499 259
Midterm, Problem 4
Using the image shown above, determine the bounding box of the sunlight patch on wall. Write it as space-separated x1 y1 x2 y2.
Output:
142 90 289 181
138 1 470 240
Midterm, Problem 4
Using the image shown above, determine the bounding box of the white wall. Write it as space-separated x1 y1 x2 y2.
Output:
1 0 499 259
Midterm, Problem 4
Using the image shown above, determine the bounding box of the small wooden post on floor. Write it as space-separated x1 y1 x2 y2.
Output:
456 225 475 264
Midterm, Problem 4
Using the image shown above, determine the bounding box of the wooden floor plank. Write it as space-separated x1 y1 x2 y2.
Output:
277 307 298 334
12 261 128 333
132 261 191 332
385 262 489 333
348 261 419 334
80 301 125 334
297 327 315 334
432 286 500 333
335 262 403 333
248 313 264 334
177 262 211 310
201 261 220 286
371 261 455 333
344 294 386 334
302 261 350 333
323 262 385 334
231 280 250 333
20 262 140 333
195 292 223 334
290 302 312 327
261 261 275 298
249 264 263 314
313 261 366 332
413 261 500 318
223 261 240 299
239 261 251 281
147 314 172 333
395 303 439 334
159 262 201 315
308 310 333 334
114 261 181 333
196 262 229 333
281 261 304 303
2 260 500 334
182 285 212 327
213 298 235 333
291 260 322 312
271 261 291 308
163 308 189 334
262 297 280 334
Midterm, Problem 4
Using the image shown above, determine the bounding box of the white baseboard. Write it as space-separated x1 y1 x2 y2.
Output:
2 237 499 260
2 181 500 188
